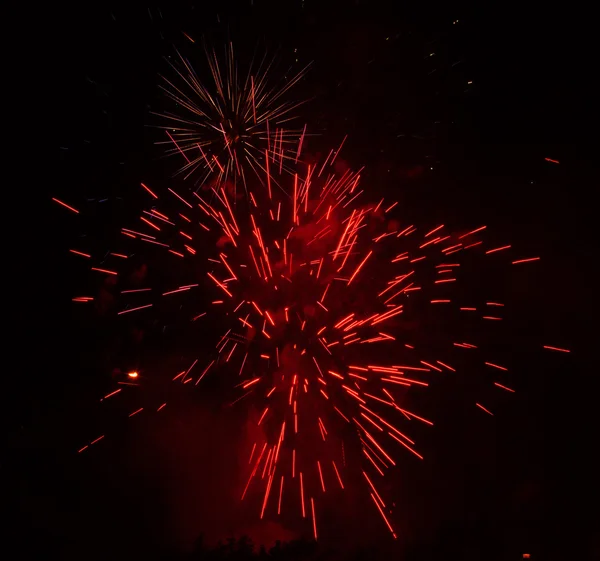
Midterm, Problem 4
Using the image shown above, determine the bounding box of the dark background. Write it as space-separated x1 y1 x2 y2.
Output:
7 1 597 559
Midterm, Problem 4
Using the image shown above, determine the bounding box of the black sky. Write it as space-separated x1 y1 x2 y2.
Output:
7 2 597 560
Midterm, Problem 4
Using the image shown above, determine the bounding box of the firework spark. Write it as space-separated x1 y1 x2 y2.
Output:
155 42 311 194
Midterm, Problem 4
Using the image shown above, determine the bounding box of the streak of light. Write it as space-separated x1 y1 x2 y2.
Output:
543 345 570 353
52 197 79 213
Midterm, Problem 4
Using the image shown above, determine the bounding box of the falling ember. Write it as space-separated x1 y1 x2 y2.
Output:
485 362 508 371
486 245 511 254
300 472 306 518
58 129 565 540
543 345 570 353
494 382 515 393
91 267 118 276
512 257 541 265
475 403 494 416
69 249 91 258
140 182 159 199
52 197 79 214
117 304 153 315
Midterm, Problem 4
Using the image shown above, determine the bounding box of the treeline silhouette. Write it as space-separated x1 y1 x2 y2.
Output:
187 536 345 561
164 533 542 561
176 535 369 561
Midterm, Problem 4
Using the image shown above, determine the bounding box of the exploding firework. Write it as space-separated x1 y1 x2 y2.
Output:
154 43 311 194
53 132 572 540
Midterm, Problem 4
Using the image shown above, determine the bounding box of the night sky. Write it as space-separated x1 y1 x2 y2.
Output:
7 2 597 560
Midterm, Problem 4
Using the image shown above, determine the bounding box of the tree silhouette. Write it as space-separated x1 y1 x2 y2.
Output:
187 535 320 561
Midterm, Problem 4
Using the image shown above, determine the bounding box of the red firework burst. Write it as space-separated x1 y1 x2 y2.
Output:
54 133 570 541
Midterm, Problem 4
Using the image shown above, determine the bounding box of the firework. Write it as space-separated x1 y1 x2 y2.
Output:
154 43 311 194
55 135 570 541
